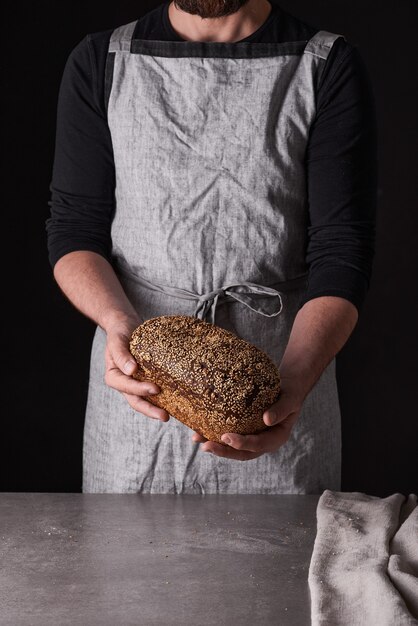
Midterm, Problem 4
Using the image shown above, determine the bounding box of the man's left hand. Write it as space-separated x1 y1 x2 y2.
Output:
191 378 306 461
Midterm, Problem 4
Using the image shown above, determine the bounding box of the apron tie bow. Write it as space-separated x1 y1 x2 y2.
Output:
193 283 286 325
115 262 308 325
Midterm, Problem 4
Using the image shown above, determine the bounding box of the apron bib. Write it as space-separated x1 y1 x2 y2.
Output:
82 21 344 494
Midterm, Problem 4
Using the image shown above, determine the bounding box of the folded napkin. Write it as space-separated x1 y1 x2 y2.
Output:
308 490 418 626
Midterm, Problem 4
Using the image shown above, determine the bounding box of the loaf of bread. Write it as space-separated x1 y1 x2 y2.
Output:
129 315 281 444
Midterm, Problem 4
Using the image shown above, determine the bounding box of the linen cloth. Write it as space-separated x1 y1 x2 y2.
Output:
308 489 418 625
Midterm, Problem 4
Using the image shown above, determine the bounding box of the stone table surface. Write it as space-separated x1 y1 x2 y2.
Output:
0 493 320 625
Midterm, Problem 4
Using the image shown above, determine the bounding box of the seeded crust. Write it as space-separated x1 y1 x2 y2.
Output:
129 315 281 445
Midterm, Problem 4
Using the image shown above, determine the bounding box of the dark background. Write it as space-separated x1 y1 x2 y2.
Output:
2 1 417 495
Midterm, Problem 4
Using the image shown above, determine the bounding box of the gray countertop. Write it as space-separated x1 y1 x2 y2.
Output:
0 493 319 625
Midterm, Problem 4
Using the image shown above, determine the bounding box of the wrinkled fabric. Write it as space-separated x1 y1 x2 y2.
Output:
83 21 344 494
308 490 418 626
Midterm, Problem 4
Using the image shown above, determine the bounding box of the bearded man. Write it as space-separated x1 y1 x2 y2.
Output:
46 0 378 494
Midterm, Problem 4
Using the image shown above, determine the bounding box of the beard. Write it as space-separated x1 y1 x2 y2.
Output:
172 0 251 19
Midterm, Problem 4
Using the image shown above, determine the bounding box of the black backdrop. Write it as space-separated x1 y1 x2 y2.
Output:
2 1 417 495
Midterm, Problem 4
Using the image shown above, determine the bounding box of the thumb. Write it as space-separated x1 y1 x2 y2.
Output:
263 392 295 427
108 332 138 375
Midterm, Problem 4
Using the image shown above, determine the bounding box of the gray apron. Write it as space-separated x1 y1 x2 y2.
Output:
82 21 345 494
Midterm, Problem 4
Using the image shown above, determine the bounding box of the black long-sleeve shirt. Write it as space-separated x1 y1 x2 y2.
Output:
46 1 378 314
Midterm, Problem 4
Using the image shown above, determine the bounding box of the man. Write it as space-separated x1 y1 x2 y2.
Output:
46 0 378 493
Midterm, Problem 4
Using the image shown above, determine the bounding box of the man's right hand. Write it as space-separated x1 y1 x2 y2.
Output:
104 318 170 422
52 252 170 422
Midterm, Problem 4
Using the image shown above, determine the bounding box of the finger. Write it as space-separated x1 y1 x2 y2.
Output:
191 432 207 443
263 391 300 427
107 333 138 375
200 442 263 461
105 366 160 396
122 393 170 421
219 418 296 453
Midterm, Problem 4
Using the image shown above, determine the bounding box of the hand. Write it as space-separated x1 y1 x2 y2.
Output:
191 377 306 460
104 316 170 422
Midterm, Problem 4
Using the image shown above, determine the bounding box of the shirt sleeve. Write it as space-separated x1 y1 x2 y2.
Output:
298 39 379 315
45 32 115 269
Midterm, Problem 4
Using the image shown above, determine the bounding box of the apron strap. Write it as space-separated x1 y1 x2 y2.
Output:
304 30 346 61
108 19 138 53
116 264 308 325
